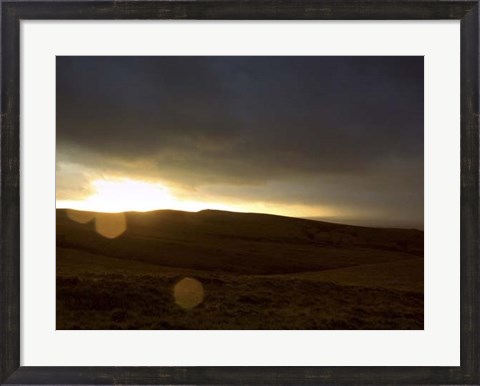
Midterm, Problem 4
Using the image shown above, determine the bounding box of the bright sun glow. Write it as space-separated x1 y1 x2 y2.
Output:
57 178 338 219
57 178 234 213
87 179 177 212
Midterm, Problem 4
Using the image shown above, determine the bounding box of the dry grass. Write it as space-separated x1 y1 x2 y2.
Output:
57 270 423 330
56 209 424 330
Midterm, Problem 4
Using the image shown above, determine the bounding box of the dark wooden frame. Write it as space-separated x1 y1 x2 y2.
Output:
1 1 478 384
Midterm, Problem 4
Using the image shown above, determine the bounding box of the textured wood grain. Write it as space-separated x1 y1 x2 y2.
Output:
1 0 478 20
460 4 479 384
1 0 478 384
1 1 20 383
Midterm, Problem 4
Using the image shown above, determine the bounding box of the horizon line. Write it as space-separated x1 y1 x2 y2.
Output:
56 207 424 231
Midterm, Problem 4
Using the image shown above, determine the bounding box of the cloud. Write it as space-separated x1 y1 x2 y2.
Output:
56 56 424 227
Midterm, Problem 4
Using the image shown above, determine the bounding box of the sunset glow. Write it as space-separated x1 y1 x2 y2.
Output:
57 178 233 213
83 179 177 212
56 177 338 219
56 57 424 228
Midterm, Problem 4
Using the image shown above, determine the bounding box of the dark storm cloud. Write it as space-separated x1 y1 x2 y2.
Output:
56 56 423 227
57 57 423 179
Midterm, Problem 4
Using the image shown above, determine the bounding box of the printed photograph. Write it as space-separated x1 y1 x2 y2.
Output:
56 56 424 330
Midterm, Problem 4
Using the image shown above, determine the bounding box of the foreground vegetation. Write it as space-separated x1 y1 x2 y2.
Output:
57 209 424 330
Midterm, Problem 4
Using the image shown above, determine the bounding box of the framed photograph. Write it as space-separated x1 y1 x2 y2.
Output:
1 0 478 384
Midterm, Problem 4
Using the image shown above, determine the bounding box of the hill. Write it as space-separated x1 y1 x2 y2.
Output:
57 209 422 275
56 208 424 330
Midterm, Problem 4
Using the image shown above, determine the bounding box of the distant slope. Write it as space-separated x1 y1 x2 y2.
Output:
286 258 424 293
56 209 423 275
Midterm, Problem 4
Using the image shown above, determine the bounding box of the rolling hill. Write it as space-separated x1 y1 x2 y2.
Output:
56 209 424 330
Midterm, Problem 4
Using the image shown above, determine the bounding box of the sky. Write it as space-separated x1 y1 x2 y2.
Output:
56 56 424 229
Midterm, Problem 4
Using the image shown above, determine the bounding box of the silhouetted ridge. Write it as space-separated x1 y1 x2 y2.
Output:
56 208 423 275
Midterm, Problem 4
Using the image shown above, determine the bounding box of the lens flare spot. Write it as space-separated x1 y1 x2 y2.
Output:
174 277 204 310
94 212 127 239
66 209 95 224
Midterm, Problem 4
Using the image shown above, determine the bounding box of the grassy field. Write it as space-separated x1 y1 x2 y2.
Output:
56 209 424 330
